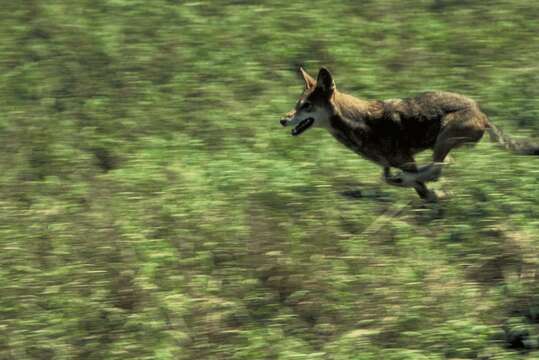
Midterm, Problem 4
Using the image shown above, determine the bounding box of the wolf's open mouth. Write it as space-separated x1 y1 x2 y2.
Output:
292 118 314 136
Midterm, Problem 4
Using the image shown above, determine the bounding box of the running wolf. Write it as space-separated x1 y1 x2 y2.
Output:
280 67 539 201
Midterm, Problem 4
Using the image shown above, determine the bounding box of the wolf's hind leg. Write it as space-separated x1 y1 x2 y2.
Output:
422 115 485 181
410 162 444 182
390 110 487 185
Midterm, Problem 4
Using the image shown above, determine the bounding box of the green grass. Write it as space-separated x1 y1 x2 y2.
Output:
1 1 539 359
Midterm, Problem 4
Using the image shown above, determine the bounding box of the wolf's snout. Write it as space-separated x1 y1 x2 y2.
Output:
280 119 288 127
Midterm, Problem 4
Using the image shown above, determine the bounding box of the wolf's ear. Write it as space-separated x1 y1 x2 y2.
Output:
316 67 335 94
298 66 315 90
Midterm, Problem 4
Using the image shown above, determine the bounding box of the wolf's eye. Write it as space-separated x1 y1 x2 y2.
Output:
301 102 312 112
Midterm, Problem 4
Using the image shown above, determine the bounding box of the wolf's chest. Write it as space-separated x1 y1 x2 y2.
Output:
330 129 388 166
331 130 362 152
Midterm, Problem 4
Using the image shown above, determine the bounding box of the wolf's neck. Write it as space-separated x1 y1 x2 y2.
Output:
334 92 371 115
330 91 374 130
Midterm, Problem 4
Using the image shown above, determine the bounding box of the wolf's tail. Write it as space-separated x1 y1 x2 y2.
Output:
486 122 539 155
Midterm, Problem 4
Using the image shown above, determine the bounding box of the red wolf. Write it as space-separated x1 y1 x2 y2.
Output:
280 67 539 201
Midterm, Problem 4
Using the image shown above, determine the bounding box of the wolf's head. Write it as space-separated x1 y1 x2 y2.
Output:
280 67 336 136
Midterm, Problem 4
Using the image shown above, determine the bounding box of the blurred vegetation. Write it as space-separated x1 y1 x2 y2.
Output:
1 1 539 359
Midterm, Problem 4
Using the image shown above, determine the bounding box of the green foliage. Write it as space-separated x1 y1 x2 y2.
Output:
1 1 539 359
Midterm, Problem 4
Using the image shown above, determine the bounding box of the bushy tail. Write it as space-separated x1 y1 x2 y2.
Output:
486 122 539 155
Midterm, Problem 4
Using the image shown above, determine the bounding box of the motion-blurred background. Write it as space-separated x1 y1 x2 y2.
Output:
1 1 539 359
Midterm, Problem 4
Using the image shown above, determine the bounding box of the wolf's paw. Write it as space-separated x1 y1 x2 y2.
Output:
422 189 452 203
384 171 418 188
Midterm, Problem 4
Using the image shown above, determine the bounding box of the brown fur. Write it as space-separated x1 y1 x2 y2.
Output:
329 90 487 168
280 67 539 201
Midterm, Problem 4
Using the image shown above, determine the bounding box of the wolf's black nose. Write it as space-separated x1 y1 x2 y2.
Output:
280 119 288 127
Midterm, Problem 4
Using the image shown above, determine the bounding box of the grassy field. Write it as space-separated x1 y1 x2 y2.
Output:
1 1 539 359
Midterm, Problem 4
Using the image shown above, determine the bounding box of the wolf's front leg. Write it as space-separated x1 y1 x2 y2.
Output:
387 163 444 186
383 167 420 188
412 182 439 202
383 167 438 202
